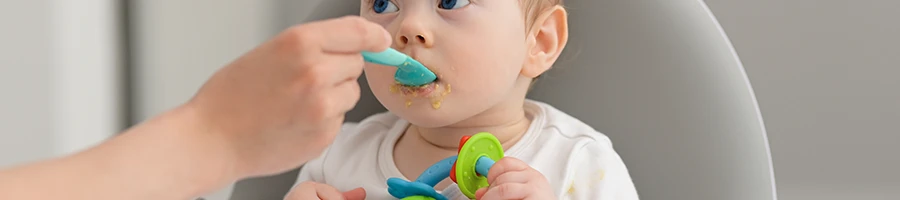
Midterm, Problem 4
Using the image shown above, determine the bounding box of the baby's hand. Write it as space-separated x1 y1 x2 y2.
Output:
284 181 366 200
475 157 556 200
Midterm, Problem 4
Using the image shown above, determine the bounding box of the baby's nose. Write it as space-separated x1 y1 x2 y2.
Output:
398 33 433 48
401 35 426 44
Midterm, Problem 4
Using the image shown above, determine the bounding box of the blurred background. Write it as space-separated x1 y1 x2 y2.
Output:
0 0 897 200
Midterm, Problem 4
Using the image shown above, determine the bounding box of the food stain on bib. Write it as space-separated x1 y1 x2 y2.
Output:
567 180 576 194
597 169 606 181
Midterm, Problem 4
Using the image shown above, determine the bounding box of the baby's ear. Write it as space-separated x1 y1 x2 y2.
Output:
522 5 569 78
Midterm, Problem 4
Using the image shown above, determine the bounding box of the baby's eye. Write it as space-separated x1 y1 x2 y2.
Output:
373 0 399 13
438 0 470 10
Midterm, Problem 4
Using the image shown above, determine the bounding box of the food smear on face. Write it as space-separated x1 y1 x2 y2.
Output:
431 84 442 109
389 81 451 109
390 84 400 93
431 98 442 109
443 84 452 96
432 84 451 109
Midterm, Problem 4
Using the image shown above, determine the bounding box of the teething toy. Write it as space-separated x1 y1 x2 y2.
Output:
386 132 504 200
362 48 437 86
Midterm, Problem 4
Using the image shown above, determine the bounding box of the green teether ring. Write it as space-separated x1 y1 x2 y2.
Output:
455 132 504 199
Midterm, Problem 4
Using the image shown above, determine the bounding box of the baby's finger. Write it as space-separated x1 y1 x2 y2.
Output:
487 157 530 184
299 16 392 53
479 183 532 200
491 170 532 185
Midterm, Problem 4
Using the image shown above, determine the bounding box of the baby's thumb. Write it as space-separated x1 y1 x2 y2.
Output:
475 188 487 200
342 187 366 200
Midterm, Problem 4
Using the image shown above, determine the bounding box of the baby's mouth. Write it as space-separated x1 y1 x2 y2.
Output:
389 56 453 108
394 78 440 97
393 57 441 97
390 78 452 109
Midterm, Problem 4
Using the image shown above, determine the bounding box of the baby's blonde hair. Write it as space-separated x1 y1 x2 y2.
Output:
522 0 564 32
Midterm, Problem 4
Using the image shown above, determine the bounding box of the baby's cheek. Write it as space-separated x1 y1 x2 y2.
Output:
454 81 508 104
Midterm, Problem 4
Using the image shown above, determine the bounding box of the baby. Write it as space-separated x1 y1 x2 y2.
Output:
294 0 639 199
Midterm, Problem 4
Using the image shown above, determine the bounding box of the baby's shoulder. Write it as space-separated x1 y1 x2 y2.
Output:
534 128 638 200
529 100 615 148
526 118 615 167
523 100 625 169
524 101 638 198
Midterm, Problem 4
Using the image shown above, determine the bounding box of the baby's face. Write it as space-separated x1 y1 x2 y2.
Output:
361 0 532 127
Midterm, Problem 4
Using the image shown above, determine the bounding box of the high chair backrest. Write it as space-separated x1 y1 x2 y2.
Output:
227 0 778 199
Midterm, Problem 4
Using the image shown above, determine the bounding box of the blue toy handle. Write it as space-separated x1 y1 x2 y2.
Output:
415 156 457 186
385 156 456 200
475 156 495 177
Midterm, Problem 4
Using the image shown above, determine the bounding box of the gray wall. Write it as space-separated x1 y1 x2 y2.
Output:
130 0 276 121
0 0 55 167
706 1 900 199
1 0 120 168
129 1 283 199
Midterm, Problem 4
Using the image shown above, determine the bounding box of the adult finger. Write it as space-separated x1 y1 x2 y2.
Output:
284 182 322 200
342 187 367 200
487 157 530 184
328 79 362 115
479 183 532 200
309 116 344 143
296 81 358 123
309 53 365 87
300 16 392 53
313 182 346 200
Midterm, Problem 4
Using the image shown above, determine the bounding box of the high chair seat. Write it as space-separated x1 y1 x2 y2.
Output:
227 0 777 199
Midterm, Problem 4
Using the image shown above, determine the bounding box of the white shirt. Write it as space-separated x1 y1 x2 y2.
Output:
295 100 639 200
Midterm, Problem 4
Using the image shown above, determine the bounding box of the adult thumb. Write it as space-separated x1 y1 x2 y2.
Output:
342 187 366 200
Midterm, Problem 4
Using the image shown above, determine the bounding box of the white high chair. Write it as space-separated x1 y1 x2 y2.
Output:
226 0 778 199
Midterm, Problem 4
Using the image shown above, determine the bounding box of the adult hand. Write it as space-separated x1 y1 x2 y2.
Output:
0 16 391 200
284 182 366 200
188 15 393 179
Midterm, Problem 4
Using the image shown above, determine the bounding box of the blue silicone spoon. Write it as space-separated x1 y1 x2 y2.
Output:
362 48 437 86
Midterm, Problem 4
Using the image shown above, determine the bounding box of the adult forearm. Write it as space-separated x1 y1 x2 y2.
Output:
0 105 238 200
0 16 389 199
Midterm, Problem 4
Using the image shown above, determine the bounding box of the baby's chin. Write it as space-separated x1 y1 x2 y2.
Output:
397 111 467 128
371 79 471 127
383 99 466 127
